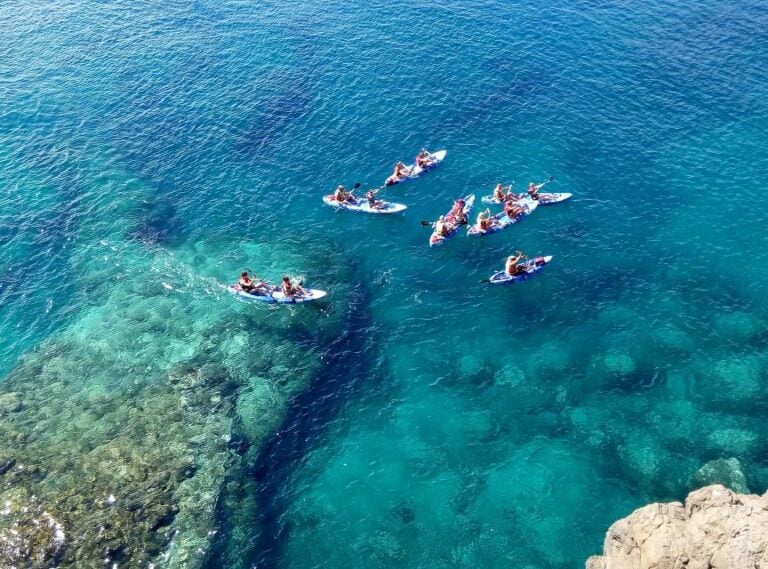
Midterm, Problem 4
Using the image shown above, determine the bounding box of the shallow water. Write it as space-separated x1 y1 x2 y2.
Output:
2 0 768 567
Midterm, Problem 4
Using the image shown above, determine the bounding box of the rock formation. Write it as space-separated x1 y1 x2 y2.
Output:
587 485 768 569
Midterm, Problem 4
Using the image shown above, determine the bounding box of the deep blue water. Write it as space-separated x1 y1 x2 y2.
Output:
2 0 768 567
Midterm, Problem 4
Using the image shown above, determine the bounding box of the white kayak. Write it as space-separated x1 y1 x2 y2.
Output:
229 284 327 304
481 192 572 206
385 149 447 186
322 195 407 214
467 198 539 236
487 256 553 285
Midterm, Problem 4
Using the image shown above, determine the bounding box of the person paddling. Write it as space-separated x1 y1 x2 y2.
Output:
434 215 450 237
475 208 493 232
505 251 529 276
493 183 507 201
448 198 468 224
504 199 524 219
392 161 411 179
281 276 306 298
239 272 271 295
334 184 356 203
527 181 547 200
366 187 384 209
415 148 432 168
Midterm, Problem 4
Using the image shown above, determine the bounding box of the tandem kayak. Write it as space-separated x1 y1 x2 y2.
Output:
481 192 572 206
229 284 327 304
322 195 407 214
429 194 475 247
467 199 539 236
385 149 447 186
487 256 553 284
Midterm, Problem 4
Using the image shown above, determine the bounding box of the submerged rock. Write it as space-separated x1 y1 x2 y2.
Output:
603 352 636 375
693 458 749 493
0 457 15 475
493 364 525 387
713 311 763 343
0 392 22 414
0 489 65 568
705 427 760 455
650 324 694 353
694 355 765 410
587 485 768 569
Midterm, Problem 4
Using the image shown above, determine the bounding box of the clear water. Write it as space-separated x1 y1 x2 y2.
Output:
1 0 767 567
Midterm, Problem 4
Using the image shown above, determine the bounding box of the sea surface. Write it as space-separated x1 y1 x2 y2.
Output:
1 0 768 567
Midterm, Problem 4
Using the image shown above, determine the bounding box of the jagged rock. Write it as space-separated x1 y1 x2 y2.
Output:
587 485 768 569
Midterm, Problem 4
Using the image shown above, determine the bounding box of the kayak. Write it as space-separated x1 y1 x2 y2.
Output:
429 194 475 247
481 192 572 206
385 149 447 186
535 192 572 205
467 198 539 236
229 284 327 304
322 195 407 214
488 256 553 285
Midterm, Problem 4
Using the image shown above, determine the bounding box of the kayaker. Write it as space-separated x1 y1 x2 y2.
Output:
504 199 524 219
527 182 541 200
434 215 450 237
449 198 467 224
415 149 432 168
334 184 355 203
392 161 411 179
493 183 507 201
281 276 306 298
505 251 528 276
239 272 270 295
366 188 384 209
476 208 492 232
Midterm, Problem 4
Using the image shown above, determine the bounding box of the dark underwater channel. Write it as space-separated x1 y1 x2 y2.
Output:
207 278 386 569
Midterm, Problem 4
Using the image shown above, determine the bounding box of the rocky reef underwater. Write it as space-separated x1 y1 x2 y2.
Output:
263 244 768 568
0 231 355 568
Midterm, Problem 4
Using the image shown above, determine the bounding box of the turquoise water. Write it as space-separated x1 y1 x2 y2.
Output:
1 0 768 566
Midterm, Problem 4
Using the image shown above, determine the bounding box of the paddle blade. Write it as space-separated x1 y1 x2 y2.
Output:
420 221 433 226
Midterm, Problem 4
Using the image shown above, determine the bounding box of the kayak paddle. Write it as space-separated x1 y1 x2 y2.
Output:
535 176 555 189
420 218 469 227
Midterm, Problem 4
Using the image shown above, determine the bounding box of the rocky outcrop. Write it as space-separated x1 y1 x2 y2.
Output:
587 485 768 569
